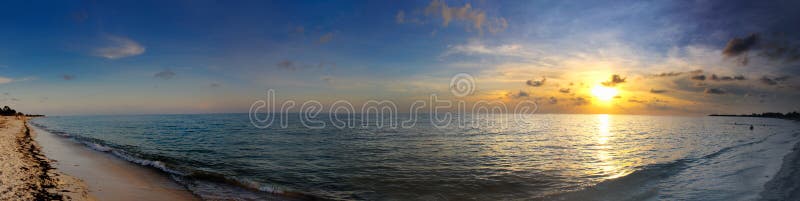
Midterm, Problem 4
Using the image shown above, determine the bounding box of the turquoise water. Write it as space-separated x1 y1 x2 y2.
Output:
31 114 800 200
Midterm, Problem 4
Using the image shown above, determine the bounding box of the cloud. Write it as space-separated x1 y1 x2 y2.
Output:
209 83 220 88
722 34 759 57
277 60 296 71
760 76 777 85
760 38 800 63
720 33 800 64
293 26 305 34
759 75 789 86
710 74 746 81
93 35 145 59
276 60 333 72
319 32 334 43
62 75 75 80
441 40 536 58
0 76 37 84
508 90 529 99
572 97 590 106
548 96 558 104
650 89 668 94
0 76 11 84
559 88 571 93
321 76 335 84
690 74 707 81
154 70 176 80
396 10 405 24
421 0 506 34
704 88 726 94
515 91 529 97
526 77 546 87
648 70 703 78
601 74 626 87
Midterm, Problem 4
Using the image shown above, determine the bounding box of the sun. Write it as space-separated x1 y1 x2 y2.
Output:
591 85 619 101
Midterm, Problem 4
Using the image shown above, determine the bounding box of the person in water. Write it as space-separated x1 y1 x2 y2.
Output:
750 125 754 130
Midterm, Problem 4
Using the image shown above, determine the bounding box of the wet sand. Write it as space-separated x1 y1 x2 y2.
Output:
32 125 199 201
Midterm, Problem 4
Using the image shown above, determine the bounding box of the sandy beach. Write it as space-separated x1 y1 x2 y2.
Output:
0 116 92 200
1 116 198 201
31 123 199 201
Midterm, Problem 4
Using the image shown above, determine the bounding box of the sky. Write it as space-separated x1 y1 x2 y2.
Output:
1 0 799 115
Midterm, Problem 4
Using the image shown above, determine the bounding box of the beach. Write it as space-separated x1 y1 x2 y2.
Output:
1 116 199 201
0 116 91 200
760 138 800 200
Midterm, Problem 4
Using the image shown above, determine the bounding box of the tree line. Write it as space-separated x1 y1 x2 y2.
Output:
710 111 800 120
0 105 44 117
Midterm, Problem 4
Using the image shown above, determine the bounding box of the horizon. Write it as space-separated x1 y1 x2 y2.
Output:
2 0 800 116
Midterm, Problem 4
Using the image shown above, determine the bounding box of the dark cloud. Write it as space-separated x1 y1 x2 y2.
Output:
209 83 221 87
601 74 626 87
723 33 759 57
628 98 646 103
710 74 746 81
572 97 589 106
558 88 571 93
526 77 546 87
651 72 684 77
277 60 296 71
760 76 777 85
760 75 791 86
277 60 332 71
548 96 557 104
759 34 800 63
650 89 668 94
721 33 800 65
690 74 706 81
62 74 75 80
510 90 529 99
321 76 334 84
704 88 726 94
154 70 176 80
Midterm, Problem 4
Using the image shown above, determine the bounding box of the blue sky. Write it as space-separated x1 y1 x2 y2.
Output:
1 0 799 115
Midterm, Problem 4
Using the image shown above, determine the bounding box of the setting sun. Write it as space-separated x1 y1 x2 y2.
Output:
591 85 619 101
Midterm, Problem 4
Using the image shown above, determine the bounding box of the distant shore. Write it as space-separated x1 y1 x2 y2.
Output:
0 116 92 200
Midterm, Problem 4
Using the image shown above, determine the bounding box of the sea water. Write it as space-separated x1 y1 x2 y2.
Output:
30 114 800 200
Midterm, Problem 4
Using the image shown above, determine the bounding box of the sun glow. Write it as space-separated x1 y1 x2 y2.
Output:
591 85 619 101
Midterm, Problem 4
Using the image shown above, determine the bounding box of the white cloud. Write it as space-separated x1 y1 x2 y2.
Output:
441 39 538 58
0 76 36 84
93 35 145 59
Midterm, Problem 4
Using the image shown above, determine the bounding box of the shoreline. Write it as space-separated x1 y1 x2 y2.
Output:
760 137 800 200
0 116 92 200
30 121 200 201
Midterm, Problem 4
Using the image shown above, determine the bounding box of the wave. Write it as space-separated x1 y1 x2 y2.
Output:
546 131 784 201
29 122 327 201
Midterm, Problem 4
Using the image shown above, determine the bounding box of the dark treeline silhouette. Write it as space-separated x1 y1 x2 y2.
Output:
0 105 20 116
0 105 45 117
710 111 800 120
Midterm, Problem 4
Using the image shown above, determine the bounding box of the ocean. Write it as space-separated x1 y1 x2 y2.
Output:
30 114 800 200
